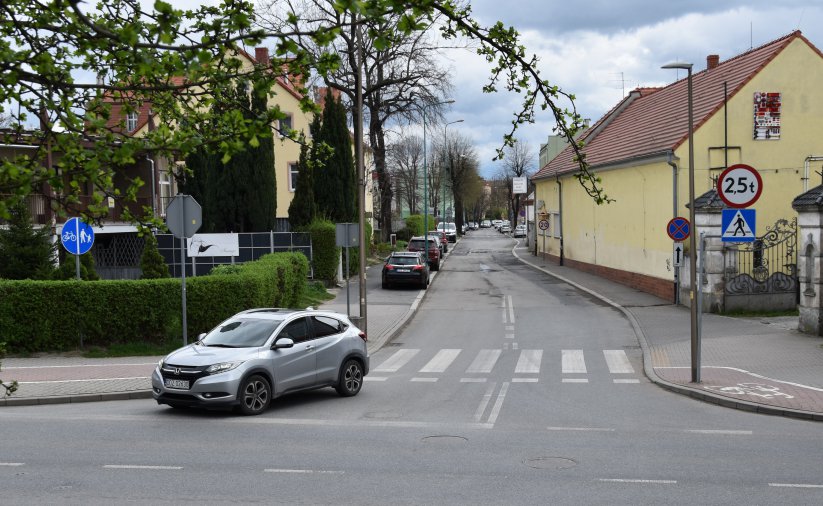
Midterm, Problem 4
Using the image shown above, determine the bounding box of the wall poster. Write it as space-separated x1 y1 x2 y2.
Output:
753 92 781 140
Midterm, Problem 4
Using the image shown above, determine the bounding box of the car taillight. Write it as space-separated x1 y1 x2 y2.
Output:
413 265 424 271
359 331 368 342
385 264 395 270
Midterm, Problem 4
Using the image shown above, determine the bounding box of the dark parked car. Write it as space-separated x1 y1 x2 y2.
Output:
407 236 441 271
382 251 429 289
428 230 448 254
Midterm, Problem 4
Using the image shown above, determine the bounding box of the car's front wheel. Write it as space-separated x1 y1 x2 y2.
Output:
335 359 363 397
237 375 271 415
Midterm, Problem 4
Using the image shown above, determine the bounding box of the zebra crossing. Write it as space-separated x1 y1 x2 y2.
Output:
368 347 641 384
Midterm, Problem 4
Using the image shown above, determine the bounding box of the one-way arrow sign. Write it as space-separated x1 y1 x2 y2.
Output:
673 242 683 267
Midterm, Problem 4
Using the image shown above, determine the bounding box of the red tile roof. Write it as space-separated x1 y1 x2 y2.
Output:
533 31 819 180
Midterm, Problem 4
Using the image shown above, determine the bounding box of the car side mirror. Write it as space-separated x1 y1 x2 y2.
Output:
272 337 295 349
197 333 206 340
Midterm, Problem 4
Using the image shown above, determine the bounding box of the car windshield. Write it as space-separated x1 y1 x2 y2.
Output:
201 317 283 348
408 239 434 249
389 256 421 266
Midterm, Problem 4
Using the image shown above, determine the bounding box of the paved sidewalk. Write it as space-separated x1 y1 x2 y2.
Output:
511 243 823 421
3 238 823 422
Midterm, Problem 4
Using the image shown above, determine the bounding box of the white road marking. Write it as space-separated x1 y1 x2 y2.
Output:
604 350 635 374
512 343 519 350
599 479 677 484
769 483 823 488
505 326 515 331
613 379 640 384
461 378 487 383
685 430 753 435
233 417 493 430
562 378 589 383
104 465 182 470
507 295 515 324
364 376 387 382
0 463 25 466
512 378 538 383
265 469 344 475
486 382 510 425
504 333 515 339
562 350 587 374
374 349 419 372
466 349 501 374
19 377 149 385
547 427 615 432
5 363 157 370
419 349 461 373
514 350 542 374
474 382 497 422
410 377 438 383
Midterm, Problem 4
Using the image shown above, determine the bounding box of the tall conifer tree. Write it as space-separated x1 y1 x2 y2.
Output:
288 132 316 229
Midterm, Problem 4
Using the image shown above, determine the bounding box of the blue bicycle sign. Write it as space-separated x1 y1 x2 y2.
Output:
61 217 95 255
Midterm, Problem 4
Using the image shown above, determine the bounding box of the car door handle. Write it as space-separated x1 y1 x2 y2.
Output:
304 345 314 351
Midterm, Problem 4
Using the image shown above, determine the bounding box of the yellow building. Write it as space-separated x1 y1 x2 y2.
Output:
532 31 823 302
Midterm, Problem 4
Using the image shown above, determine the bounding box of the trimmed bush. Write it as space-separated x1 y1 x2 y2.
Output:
308 218 339 284
0 252 309 353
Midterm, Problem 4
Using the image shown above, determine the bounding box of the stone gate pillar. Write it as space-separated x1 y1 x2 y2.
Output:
686 190 727 312
792 186 823 335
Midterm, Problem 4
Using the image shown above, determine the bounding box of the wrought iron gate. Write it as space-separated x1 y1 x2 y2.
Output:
724 218 798 311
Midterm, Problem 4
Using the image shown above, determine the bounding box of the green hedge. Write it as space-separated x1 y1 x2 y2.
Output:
308 218 339 283
0 252 309 353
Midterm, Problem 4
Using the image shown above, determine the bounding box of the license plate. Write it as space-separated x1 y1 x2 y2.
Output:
397 268 410 273
164 378 190 390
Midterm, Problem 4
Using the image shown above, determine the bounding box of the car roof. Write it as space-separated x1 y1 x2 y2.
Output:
390 251 421 256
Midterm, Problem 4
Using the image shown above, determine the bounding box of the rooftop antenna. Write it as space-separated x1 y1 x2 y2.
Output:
750 22 753 50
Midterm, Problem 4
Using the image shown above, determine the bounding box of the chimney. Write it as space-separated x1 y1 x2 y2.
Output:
707 54 720 70
255 47 270 66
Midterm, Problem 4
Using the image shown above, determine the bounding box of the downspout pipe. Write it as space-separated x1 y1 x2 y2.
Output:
667 150 680 304
147 156 156 219
556 175 563 266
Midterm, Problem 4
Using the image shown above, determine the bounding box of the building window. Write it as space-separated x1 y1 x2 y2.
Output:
279 114 293 137
126 111 138 132
289 162 299 192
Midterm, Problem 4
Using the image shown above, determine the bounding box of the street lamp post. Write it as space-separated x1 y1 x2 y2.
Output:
444 119 464 226
422 99 455 255
662 61 700 383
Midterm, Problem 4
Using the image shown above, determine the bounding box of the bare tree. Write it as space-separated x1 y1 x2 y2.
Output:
387 134 424 216
256 0 454 241
498 139 536 223
436 132 479 235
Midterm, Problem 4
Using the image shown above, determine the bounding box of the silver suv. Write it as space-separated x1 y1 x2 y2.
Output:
152 308 369 415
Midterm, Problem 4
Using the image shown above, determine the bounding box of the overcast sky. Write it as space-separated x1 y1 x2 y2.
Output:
440 1 823 178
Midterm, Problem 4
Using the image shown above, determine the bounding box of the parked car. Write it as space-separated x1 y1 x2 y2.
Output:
469 222 479 230
513 224 527 237
428 230 448 254
499 224 511 234
382 251 429 289
407 236 441 270
492 219 503 229
436 222 458 243
481 220 492 228
152 308 369 415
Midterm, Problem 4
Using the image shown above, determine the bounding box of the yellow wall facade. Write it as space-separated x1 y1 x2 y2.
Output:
535 37 823 284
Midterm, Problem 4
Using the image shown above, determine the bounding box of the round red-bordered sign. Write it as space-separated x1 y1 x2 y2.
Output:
717 164 763 208
667 217 690 241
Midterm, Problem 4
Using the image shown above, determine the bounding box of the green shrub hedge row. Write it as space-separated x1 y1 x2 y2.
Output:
0 252 308 354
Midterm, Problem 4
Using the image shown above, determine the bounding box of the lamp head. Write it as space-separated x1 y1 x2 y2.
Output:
661 62 693 71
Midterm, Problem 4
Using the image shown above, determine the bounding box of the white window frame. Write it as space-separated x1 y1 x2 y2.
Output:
288 162 299 192
126 111 138 132
279 114 293 138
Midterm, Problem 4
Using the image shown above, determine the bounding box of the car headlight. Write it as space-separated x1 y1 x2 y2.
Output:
205 361 244 375
158 359 164 369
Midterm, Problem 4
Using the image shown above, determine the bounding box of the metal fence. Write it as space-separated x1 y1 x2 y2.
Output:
156 232 313 278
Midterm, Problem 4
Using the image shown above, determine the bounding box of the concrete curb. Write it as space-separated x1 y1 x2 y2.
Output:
511 244 823 422
1 390 153 407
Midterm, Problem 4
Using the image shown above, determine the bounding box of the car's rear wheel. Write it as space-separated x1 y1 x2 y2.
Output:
238 375 271 415
336 359 363 397
382 276 390 289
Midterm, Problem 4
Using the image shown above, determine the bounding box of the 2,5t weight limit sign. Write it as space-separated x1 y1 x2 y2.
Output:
717 164 763 208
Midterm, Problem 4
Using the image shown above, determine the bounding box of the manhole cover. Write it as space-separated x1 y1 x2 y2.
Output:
421 435 468 444
524 457 577 470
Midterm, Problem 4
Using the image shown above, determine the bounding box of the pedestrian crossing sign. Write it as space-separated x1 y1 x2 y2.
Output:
721 208 756 242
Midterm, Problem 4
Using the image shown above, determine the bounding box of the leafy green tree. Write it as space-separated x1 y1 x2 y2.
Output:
314 89 356 222
288 133 317 229
0 202 56 280
0 0 608 232
140 234 170 279
52 252 100 281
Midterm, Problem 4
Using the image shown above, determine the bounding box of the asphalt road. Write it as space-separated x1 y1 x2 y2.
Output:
2 229 822 505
